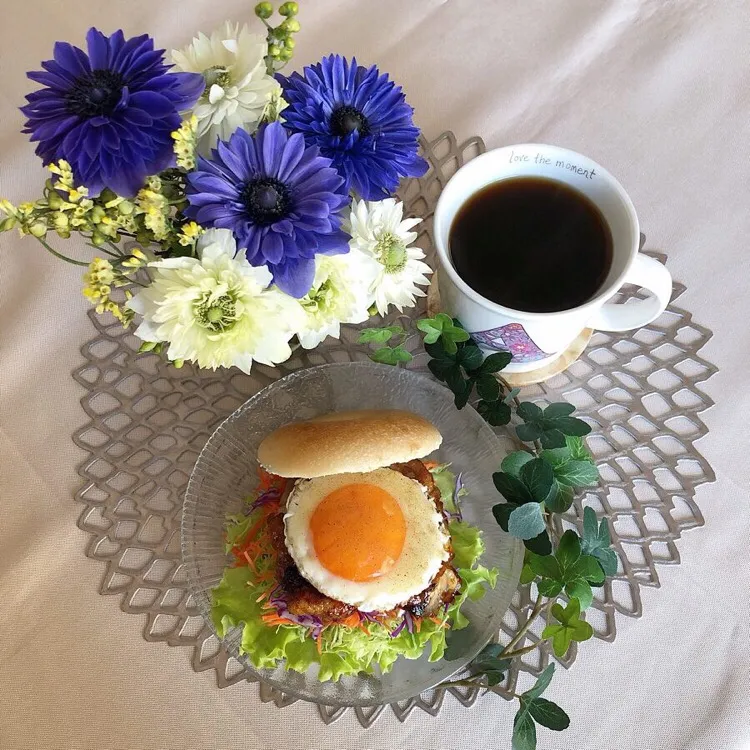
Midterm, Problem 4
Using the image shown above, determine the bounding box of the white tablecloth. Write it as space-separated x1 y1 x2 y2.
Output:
1 2 748 748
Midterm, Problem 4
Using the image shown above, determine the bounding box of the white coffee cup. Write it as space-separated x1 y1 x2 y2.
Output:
433 144 672 373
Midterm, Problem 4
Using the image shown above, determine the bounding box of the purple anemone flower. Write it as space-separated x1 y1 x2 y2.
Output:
185 121 350 298
21 28 204 197
277 55 428 200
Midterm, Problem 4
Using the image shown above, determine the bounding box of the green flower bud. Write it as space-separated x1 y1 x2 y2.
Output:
279 1 299 16
278 47 293 61
118 201 135 216
0 216 17 232
47 191 64 209
285 37 296 49
138 341 158 353
281 18 301 32
29 222 47 238
254 1 273 19
91 231 107 246
269 44 281 57
56 229 71 239
172 358 185 369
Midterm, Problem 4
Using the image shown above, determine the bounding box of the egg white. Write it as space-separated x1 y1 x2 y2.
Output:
283 468 450 612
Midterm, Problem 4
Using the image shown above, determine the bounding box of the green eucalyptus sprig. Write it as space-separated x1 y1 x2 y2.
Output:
358 315 619 750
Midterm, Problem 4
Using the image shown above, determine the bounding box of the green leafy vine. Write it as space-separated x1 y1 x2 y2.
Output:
359 316 617 750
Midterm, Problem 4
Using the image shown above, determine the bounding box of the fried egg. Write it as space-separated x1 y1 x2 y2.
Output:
284 468 450 612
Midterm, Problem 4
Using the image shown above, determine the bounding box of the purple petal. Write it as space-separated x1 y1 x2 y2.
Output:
86 28 111 70
53 41 90 78
261 231 284 264
271 257 315 298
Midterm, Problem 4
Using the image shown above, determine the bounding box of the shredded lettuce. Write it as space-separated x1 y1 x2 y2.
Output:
211 465 498 681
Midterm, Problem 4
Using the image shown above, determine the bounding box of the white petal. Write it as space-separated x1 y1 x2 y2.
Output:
198 228 237 258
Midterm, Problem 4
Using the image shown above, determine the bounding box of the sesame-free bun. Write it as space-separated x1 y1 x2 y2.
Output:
257 409 442 478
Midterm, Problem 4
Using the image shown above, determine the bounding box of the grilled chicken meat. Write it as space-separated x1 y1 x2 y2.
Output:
402 563 461 617
266 459 461 623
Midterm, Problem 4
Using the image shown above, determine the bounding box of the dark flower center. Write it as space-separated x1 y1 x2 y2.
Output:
66 69 125 118
330 105 371 137
241 178 291 226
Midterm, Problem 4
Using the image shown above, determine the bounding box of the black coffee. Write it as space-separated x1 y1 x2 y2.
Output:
449 177 613 313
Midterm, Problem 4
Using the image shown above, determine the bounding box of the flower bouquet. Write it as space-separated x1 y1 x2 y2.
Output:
0 3 430 372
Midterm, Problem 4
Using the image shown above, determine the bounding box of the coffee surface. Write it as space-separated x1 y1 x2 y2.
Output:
449 177 613 313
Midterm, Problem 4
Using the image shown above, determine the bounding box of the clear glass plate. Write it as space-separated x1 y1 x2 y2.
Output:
182 362 523 706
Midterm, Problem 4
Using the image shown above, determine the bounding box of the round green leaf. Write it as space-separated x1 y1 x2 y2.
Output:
492 502 516 532
493 472 534 504
571 619 594 642
519 458 555 503
548 415 592 436
555 530 582 571
501 450 534 478
543 402 575 418
477 399 511 426
516 423 543 442
544 482 574 513
566 580 593 610
517 401 543 422
537 578 563 597
478 351 513 374
539 428 566 448
523 530 552 556
427 358 455 382
476 373 500 401
554 459 599 487
528 552 562 580
508 502 546 540
457 344 483 371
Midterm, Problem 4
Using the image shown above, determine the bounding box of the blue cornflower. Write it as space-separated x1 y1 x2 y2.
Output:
21 28 204 197
184 121 350 298
277 55 428 200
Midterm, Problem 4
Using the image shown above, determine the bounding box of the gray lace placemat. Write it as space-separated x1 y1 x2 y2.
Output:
73 132 717 726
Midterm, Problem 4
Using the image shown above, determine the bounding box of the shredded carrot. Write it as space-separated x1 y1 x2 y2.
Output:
261 613 294 626
255 590 269 603
414 617 422 633
243 550 257 573
316 631 323 654
340 613 361 629
429 616 447 628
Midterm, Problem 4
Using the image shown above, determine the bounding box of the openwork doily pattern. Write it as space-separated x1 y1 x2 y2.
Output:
73 132 716 726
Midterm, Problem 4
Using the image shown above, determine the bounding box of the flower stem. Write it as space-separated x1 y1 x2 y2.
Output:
500 642 541 659
35 237 89 266
501 591 545 654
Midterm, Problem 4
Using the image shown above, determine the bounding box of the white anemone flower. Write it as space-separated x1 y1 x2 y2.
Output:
172 21 279 153
293 253 373 349
346 198 432 316
126 229 301 373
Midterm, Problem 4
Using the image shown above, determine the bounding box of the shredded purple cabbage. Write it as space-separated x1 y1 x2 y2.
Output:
403 611 415 634
390 618 407 637
244 487 282 515
268 588 324 638
451 472 464 521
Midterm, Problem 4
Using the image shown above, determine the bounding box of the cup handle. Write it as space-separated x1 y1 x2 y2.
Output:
587 254 672 332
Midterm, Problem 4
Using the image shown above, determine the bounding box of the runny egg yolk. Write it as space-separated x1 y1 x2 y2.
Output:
309 483 407 582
